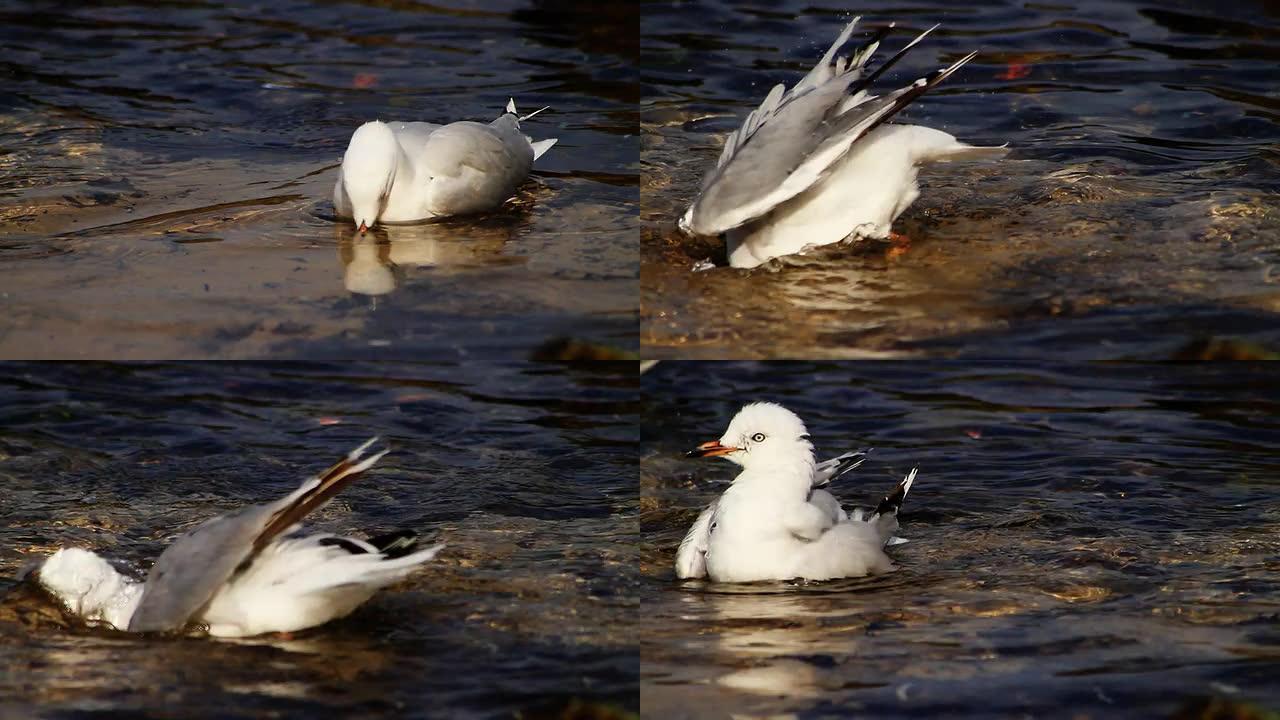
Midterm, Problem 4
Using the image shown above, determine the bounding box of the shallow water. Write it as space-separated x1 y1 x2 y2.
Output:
641 0 1280 358
0 1 638 359
0 362 639 717
641 361 1280 718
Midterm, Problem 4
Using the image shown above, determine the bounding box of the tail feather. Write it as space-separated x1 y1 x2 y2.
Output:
289 542 444 596
872 467 917 544
874 467 917 518
530 138 557 161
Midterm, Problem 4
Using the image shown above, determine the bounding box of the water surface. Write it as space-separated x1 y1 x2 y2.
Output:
0 1 638 359
641 0 1280 358
641 361 1280 718
0 361 639 717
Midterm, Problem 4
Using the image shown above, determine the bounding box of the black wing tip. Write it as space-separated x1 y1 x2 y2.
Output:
320 529 419 558
369 529 420 558
832 449 871 477
830 22 895 71
873 468 918 517
319 536 370 555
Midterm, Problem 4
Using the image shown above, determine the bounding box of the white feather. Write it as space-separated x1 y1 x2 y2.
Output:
201 536 443 637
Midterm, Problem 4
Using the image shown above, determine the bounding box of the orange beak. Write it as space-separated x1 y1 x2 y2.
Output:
686 440 739 458
358 221 368 234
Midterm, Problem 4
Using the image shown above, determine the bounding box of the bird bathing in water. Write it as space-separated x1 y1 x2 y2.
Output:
677 402 918 583
28 439 442 637
335 99 557 232
680 17 1007 269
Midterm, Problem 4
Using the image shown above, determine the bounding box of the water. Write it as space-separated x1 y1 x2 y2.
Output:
0 362 639 717
641 361 1280 718
0 1 639 359
641 0 1280 358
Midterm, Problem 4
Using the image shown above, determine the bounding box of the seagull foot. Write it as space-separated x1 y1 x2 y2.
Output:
886 231 912 260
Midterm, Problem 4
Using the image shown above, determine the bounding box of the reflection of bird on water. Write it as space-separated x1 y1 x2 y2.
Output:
336 218 521 299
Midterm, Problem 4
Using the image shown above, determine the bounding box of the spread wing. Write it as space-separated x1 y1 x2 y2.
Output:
127 439 387 633
683 20 976 236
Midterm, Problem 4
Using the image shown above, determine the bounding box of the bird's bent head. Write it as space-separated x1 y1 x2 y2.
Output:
342 121 399 233
36 547 139 627
687 401 815 469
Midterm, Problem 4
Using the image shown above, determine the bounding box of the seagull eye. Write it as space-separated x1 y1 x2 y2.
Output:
751 433 766 443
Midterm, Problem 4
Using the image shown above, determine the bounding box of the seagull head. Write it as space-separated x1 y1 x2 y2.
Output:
341 121 399 233
36 547 142 629
687 401 815 468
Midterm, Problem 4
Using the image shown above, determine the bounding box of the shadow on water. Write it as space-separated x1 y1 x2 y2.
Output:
0 362 639 718
640 0 1280 358
640 361 1280 719
0 1 638 359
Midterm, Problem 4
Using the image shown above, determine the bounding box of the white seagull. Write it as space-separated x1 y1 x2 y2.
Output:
335 99 558 232
679 18 1007 269
675 402 917 582
30 438 442 637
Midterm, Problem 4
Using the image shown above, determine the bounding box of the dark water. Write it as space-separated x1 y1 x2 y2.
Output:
641 0 1280 358
641 361 1280 718
0 1 638 359
0 362 639 717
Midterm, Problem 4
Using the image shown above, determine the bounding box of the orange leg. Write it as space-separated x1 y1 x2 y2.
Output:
886 230 912 260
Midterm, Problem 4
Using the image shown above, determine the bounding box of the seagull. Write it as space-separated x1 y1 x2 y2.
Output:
30 438 443 637
679 18 1007 269
675 402 917 582
335 99 557 233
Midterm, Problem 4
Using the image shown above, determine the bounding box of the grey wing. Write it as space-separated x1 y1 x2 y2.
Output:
812 449 871 488
419 122 528 176
687 61 866 235
418 122 533 215
710 17 883 175
127 439 387 633
127 506 274 633
686 23 965 237
675 500 718 579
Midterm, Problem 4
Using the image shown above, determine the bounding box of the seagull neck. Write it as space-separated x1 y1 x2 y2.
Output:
734 452 816 499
